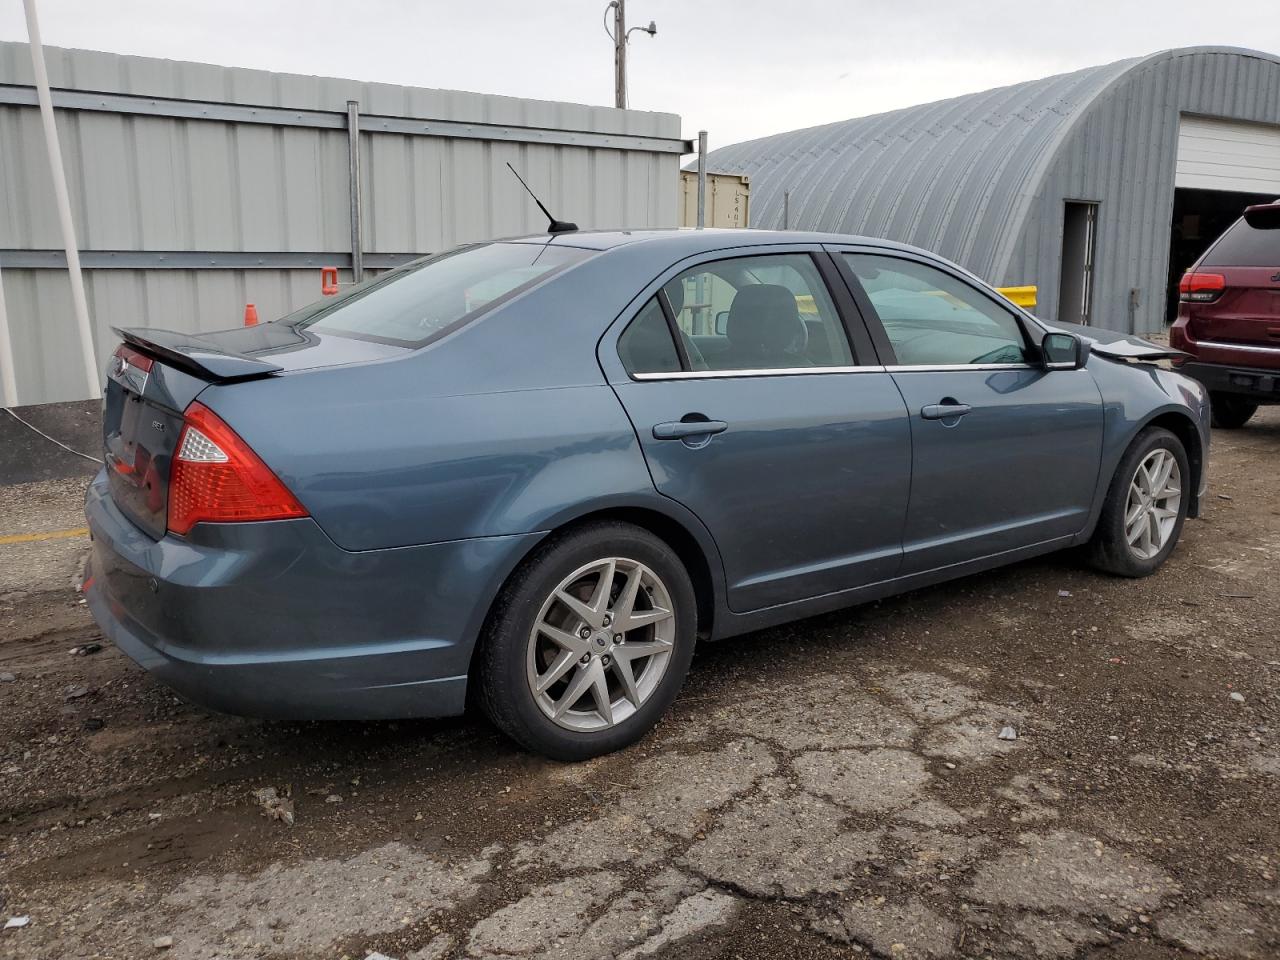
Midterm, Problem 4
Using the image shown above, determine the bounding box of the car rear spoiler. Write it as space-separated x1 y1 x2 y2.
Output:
113 327 284 382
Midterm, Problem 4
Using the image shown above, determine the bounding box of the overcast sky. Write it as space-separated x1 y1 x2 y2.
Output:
1 1 1278 149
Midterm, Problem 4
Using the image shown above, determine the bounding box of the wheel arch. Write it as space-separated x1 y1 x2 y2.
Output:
1140 409 1204 518
467 499 726 686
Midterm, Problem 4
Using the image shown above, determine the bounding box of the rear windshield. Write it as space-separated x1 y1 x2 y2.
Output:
288 242 592 346
1201 217 1280 268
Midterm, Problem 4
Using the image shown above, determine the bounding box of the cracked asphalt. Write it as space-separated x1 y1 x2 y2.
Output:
1 409 1279 959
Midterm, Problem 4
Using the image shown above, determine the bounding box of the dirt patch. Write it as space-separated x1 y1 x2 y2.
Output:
2 409 1280 958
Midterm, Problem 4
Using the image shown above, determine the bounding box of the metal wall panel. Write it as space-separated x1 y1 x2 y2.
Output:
707 46 1280 336
1020 48 1280 332
0 41 689 404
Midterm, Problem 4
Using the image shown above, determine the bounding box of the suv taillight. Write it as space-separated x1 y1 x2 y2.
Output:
167 402 308 535
1179 272 1225 303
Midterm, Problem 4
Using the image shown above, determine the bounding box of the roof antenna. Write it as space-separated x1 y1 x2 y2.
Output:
506 163 578 234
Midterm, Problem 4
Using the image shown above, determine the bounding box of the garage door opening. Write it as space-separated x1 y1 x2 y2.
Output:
1164 187 1275 323
1167 116 1280 323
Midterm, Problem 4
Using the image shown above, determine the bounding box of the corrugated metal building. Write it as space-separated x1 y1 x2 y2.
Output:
0 42 691 405
706 46 1280 335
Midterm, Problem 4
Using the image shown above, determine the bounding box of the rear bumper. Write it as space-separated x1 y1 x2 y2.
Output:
83 470 542 720
1178 360 1280 403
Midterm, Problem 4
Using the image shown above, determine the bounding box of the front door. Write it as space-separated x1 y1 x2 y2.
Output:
605 249 912 612
834 249 1105 575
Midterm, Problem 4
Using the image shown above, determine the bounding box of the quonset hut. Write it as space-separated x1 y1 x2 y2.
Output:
706 47 1280 334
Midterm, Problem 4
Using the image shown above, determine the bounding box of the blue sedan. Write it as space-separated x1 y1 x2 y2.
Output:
84 229 1209 759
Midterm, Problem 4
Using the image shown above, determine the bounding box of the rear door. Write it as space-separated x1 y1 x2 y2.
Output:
831 247 1104 575
602 247 911 613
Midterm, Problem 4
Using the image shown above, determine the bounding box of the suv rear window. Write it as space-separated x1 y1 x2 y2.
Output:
289 242 591 346
1201 217 1280 268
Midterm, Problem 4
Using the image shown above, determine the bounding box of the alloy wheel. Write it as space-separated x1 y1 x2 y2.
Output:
526 557 676 732
1124 448 1182 560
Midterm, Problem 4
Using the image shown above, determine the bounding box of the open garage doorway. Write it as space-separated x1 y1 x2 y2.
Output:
1166 116 1280 323
1165 187 1275 323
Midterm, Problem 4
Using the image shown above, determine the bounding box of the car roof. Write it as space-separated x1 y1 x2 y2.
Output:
500 227 924 257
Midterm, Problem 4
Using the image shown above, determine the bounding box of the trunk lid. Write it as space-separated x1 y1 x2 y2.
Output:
1186 210 1280 368
1185 266 1280 360
103 324 409 538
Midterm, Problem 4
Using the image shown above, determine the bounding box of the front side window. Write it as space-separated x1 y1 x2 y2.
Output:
665 253 854 371
843 254 1030 366
288 242 591 346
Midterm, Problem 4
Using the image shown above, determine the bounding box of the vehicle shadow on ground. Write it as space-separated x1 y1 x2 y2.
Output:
195 547 1081 770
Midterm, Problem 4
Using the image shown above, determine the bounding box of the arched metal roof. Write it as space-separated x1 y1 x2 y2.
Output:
706 47 1280 283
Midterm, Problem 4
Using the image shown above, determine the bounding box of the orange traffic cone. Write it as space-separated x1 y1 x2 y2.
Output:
244 303 259 326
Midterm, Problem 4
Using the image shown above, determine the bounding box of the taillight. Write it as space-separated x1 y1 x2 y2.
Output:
1178 272 1225 302
167 402 307 535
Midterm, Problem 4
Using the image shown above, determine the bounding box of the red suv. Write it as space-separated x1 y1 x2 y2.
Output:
1170 201 1280 428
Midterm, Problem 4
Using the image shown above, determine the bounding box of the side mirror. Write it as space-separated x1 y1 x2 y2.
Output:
1042 331 1084 370
714 310 730 335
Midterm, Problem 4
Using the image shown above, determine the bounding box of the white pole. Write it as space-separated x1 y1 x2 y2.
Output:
0 263 17 406
696 130 707 228
24 0 99 399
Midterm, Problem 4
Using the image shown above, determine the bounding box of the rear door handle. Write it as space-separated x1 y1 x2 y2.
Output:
920 401 972 421
653 419 728 440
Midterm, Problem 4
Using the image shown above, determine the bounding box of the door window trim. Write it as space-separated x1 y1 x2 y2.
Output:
826 245 1046 371
613 248 885 381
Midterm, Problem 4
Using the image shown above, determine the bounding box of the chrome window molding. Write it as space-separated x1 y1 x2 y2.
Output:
884 363 1036 372
628 361 1049 380
631 364 886 381
1197 340 1280 355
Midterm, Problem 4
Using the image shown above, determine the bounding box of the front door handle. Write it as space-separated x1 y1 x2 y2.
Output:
653 419 728 440
920 401 972 421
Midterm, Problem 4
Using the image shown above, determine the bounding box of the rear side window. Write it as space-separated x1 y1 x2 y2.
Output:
289 242 591 346
618 298 681 375
666 253 854 371
1201 218 1280 267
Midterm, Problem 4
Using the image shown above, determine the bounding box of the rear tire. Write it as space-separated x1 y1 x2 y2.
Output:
476 521 696 761
1087 426 1190 578
1210 393 1257 429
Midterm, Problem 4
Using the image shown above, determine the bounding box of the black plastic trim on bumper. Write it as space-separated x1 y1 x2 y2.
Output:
1177 361 1280 402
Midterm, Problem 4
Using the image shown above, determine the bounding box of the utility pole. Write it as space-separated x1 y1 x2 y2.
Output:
606 1 656 109
612 0 626 109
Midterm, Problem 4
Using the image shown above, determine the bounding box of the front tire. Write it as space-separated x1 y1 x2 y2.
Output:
476 521 697 761
1087 426 1190 578
1210 393 1257 429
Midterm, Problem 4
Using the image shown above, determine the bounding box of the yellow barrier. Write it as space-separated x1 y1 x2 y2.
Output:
997 285 1037 309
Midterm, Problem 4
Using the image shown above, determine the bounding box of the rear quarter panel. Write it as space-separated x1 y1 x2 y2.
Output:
193 242 728 554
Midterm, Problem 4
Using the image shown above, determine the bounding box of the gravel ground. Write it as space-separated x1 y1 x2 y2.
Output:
1 410 1278 959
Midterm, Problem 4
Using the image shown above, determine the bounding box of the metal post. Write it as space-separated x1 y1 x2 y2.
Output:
696 130 708 229
346 100 364 284
613 0 627 109
783 190 790 230
24 0 98 398
0 264 17 406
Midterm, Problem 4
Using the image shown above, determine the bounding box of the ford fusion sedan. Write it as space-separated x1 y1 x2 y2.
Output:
84 229 1209 760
